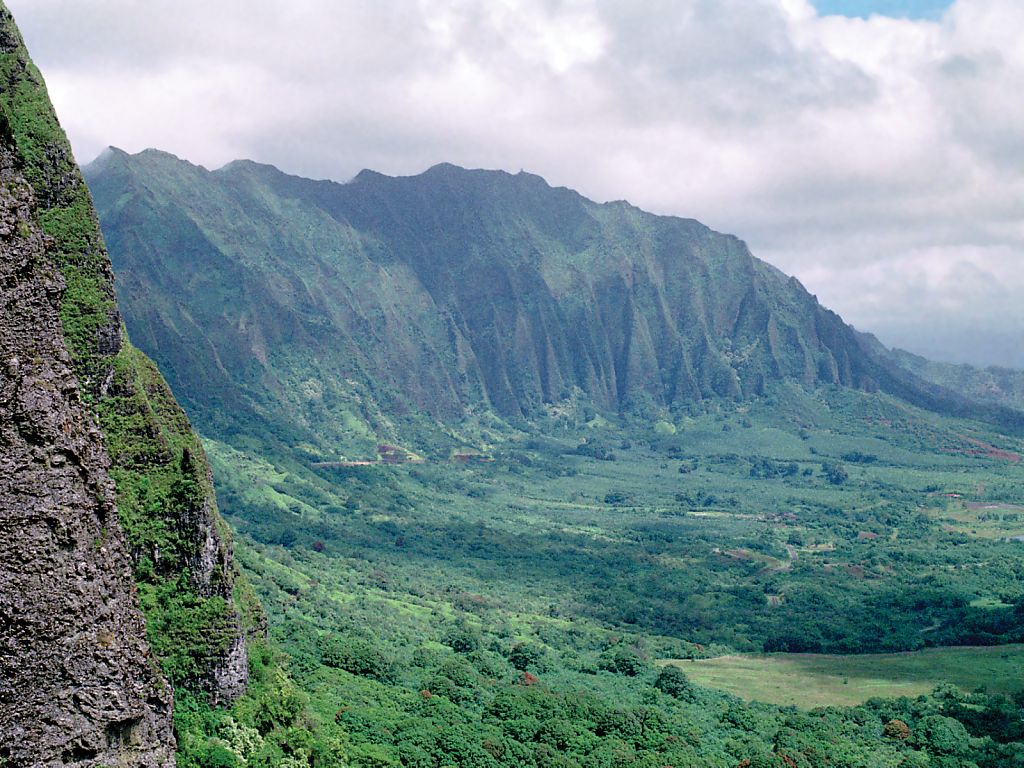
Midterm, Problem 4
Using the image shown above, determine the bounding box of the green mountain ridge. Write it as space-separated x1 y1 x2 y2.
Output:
76 134 1024 768
86 147 1024 460
85 143 1024 656
85 147 1024 462
888 346 1024 413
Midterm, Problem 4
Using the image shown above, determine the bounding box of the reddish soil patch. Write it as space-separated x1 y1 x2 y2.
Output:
960 435 1021 463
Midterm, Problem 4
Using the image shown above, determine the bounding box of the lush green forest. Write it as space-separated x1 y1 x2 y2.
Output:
214 385 1024 657
163 382 1024 766
81 147 1024 766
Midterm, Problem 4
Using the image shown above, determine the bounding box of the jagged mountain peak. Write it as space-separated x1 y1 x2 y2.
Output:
82 146 1024 465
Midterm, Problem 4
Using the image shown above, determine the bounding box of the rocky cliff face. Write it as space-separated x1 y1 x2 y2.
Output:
0 116 175 766
85 151 1024 462
0 2 253 754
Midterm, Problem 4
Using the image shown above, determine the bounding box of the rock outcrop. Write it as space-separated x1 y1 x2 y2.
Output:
0 3 255 759
0 114 175 767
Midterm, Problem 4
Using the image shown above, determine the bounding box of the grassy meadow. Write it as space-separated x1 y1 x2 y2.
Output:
666 645 1024 708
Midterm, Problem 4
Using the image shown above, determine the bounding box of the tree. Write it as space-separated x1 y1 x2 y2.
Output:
508 642 544 671
443 624 481 653
598 646 645 676
883 719 910 740
654 665 693 699
821 461 848 485
912 715 969 756
319 635 394 681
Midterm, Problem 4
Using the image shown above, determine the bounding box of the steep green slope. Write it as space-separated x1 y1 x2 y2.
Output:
86 149 1022 462
0 3 249 707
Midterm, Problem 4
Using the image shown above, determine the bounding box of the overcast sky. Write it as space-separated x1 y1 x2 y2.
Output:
7 0 1023 367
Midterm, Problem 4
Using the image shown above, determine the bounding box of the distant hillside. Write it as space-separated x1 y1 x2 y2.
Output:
889 347 1024 413
85 149 1024 457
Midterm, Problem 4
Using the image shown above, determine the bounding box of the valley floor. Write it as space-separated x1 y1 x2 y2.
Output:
181 385 1024 766
669 644 1024 709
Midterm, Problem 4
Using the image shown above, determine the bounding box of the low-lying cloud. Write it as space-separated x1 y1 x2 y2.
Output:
9 0 1023 366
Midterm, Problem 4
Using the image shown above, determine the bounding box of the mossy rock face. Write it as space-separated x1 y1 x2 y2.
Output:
0 6 119 390
0 88 176 767
0 1 257 705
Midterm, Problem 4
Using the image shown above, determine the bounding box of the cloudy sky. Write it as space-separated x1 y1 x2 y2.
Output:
7 0 1023 367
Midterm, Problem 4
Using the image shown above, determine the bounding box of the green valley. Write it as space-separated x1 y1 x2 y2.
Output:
207 388 1024 658
81 147 1024 766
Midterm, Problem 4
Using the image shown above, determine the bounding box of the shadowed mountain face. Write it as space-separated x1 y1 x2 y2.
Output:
85 149 1021 455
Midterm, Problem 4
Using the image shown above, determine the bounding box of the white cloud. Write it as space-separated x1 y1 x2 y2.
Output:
7 0 1023 366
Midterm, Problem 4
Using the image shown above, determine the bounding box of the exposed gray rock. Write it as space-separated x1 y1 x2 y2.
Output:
0 1 253 712
0 136 174 764
209 634 249 706
182 488 250 702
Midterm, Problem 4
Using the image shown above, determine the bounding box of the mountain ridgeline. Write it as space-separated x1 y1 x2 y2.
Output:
85 149 1023 458
88 149 1024 456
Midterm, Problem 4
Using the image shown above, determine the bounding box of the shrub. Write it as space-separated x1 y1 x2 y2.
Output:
597 646 645 676
443 624 482 653
654 665 693 699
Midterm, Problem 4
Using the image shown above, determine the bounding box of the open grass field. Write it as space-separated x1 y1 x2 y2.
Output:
940 500 1024 540
665 645 1024 708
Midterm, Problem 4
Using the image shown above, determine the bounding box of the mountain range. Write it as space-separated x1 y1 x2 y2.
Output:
84 148 1024 461
4 0 1024 761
